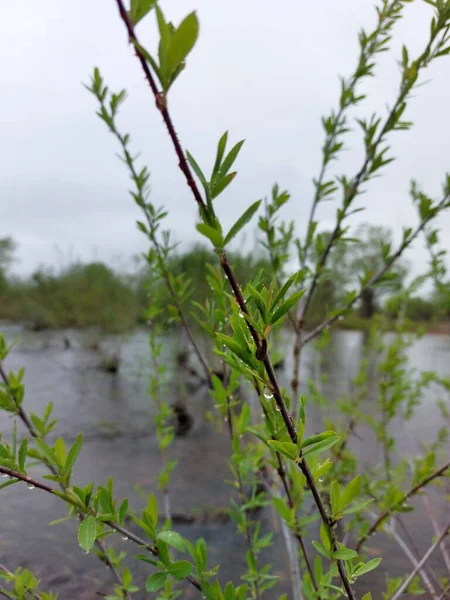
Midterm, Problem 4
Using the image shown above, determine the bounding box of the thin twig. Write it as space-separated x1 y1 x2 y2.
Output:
0 564 44 600
0 361 131 599
389 519 450 600
355 460 450 552
395 516 443 593
365 514 439 599
225 397 261 600
438 583 450 600
302 190 450 347
423 495 450 574
0 466 202 592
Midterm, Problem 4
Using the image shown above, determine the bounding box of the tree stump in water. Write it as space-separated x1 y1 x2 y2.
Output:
172 402 194 436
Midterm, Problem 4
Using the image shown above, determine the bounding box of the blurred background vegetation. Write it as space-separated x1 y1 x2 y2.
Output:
1 223 449 335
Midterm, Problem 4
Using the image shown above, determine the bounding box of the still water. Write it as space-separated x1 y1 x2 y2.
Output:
0 323 449 599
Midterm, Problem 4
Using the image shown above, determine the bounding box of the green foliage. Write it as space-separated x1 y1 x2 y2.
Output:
2 1 450 599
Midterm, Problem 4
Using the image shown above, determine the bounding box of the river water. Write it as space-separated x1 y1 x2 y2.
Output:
0 323 449 599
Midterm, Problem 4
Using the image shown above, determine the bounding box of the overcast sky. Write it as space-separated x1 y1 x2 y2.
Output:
1 0 449 277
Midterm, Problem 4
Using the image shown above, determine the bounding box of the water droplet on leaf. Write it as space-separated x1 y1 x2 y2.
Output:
263 390 273 399
318 476 324 483
27 483 35 490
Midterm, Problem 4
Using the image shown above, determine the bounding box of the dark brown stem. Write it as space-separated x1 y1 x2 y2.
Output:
113 5 356 596
113 0 206 211
0 467 202 592
355 461 450 553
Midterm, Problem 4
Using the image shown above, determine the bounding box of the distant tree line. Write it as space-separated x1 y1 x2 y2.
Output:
0 224 448 333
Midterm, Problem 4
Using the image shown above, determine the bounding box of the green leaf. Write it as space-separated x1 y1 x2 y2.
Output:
267 440 298 461
211 172 236 199
212 131 228 178
361 593 372 600
312 540 332 559
167 560 193 579
77 515 97 553
147 492 158 527
354 558 382 578
146 572 168 591
54 438 67 467
34 439 59 467
186 151 208 188
224 200 262 245
129 0 155 25
218 140 245 179
272 497 293 524
247 284 268 322
133 40 162 83
302 435 340 458
216 333 252 366
339 475 361 512
271 273 298 310
136 554 159 567
330 480 341 516
332 548 358 560
166 12 199 75
119 498 129 524
157 530 186 552
196 223 223 248
342 498 373 515
18 438 28 471
320 522 332 550
65 433 83 475
270 289 305 325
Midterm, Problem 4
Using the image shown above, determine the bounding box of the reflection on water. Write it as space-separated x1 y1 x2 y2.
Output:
0 323 449 598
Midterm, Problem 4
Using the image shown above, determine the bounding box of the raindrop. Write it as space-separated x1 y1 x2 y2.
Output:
275 406 281 412
318 477 324 483
27 483 35 490
338 315 344 321
331 522 338 530
238 311 244 318
1 473 8 479
263 390 273 400
121 535 128 541
261 413 266 419
224 417 229 423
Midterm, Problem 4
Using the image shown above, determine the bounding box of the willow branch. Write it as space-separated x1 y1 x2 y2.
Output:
114 4 358 596
390 519 450 600
302 190 450 347
0 564 44 600
0 361 131 599
355 460 450 552
0 467 202 592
